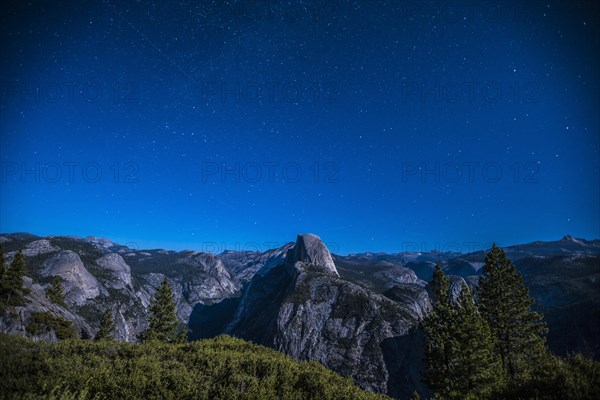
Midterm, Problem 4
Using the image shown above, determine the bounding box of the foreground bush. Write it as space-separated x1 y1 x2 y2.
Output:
495 352 600 400
0 333 388 400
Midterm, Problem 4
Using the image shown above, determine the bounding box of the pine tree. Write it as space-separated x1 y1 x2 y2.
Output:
452 282 504 398
423 265 458 399
478 244 547 382
424 267 503 399
46 276 66 307
140 277 186 343
95 309 115 340
4 250 29 306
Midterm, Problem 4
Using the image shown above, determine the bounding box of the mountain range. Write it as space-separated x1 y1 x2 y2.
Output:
0 232 598 399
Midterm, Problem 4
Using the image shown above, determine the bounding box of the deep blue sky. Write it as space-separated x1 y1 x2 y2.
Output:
1 1 598 254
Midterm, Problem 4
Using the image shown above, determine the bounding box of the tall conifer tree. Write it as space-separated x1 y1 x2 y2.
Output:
478 244 547 382
423 265 458 398
140 277 186 342
95 309 115 341
452 282 503 398
4 250 29 306
424 267 503 399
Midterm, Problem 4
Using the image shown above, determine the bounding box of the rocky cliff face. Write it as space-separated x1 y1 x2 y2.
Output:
274 267 419 394
197 234 430 397
42 251 101 305
175 252 239 305
0 276 95 339
0 234 243 343
220 242 293 283
96 253 133 290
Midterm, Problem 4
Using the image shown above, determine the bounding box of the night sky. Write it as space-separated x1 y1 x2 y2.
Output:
1 1 598 254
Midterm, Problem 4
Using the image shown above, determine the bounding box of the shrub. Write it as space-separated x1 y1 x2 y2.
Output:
0 333 389 400
25 312 78 340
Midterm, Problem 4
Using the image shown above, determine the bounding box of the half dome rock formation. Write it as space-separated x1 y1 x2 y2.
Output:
191 233 426 397
42 250 101 305
287 234 339 276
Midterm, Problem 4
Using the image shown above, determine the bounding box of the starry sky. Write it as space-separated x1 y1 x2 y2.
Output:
0 1 598 254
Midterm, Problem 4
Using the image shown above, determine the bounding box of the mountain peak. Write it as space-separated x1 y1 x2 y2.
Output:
560 235 586 245
289 234 339 276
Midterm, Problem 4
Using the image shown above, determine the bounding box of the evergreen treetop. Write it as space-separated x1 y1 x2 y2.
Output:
423 267 503 400
95 309 115 341
46 276 66 307
3 250 29 307
452 282 504 398
423 265 458 398
140 277 186 343
478 244 547 381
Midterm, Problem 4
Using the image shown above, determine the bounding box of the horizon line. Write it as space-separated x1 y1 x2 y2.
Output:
1 231 598 257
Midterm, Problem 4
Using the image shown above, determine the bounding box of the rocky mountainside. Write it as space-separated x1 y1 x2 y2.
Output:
191 234 431 398
0 233 240 342
0 232 598 398
219 242 294 283
333 235 600 360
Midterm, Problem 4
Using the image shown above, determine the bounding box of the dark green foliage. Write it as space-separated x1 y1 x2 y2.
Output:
75 302 104 323
0 333 388 400
86 261 117 283
1 249 30 309
286 281 312 304
421 245 593 400
495 353 600 400
25 312 78 340
46 276 66 307
95 309 115 341
423 266 502 400
0 234 39 253
478 244 547 382
48 237 103 267
331 290 371 319
410 391 420 400
451 283 503 398
140 278 186 343
21 252 57 282
423 266 455 397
